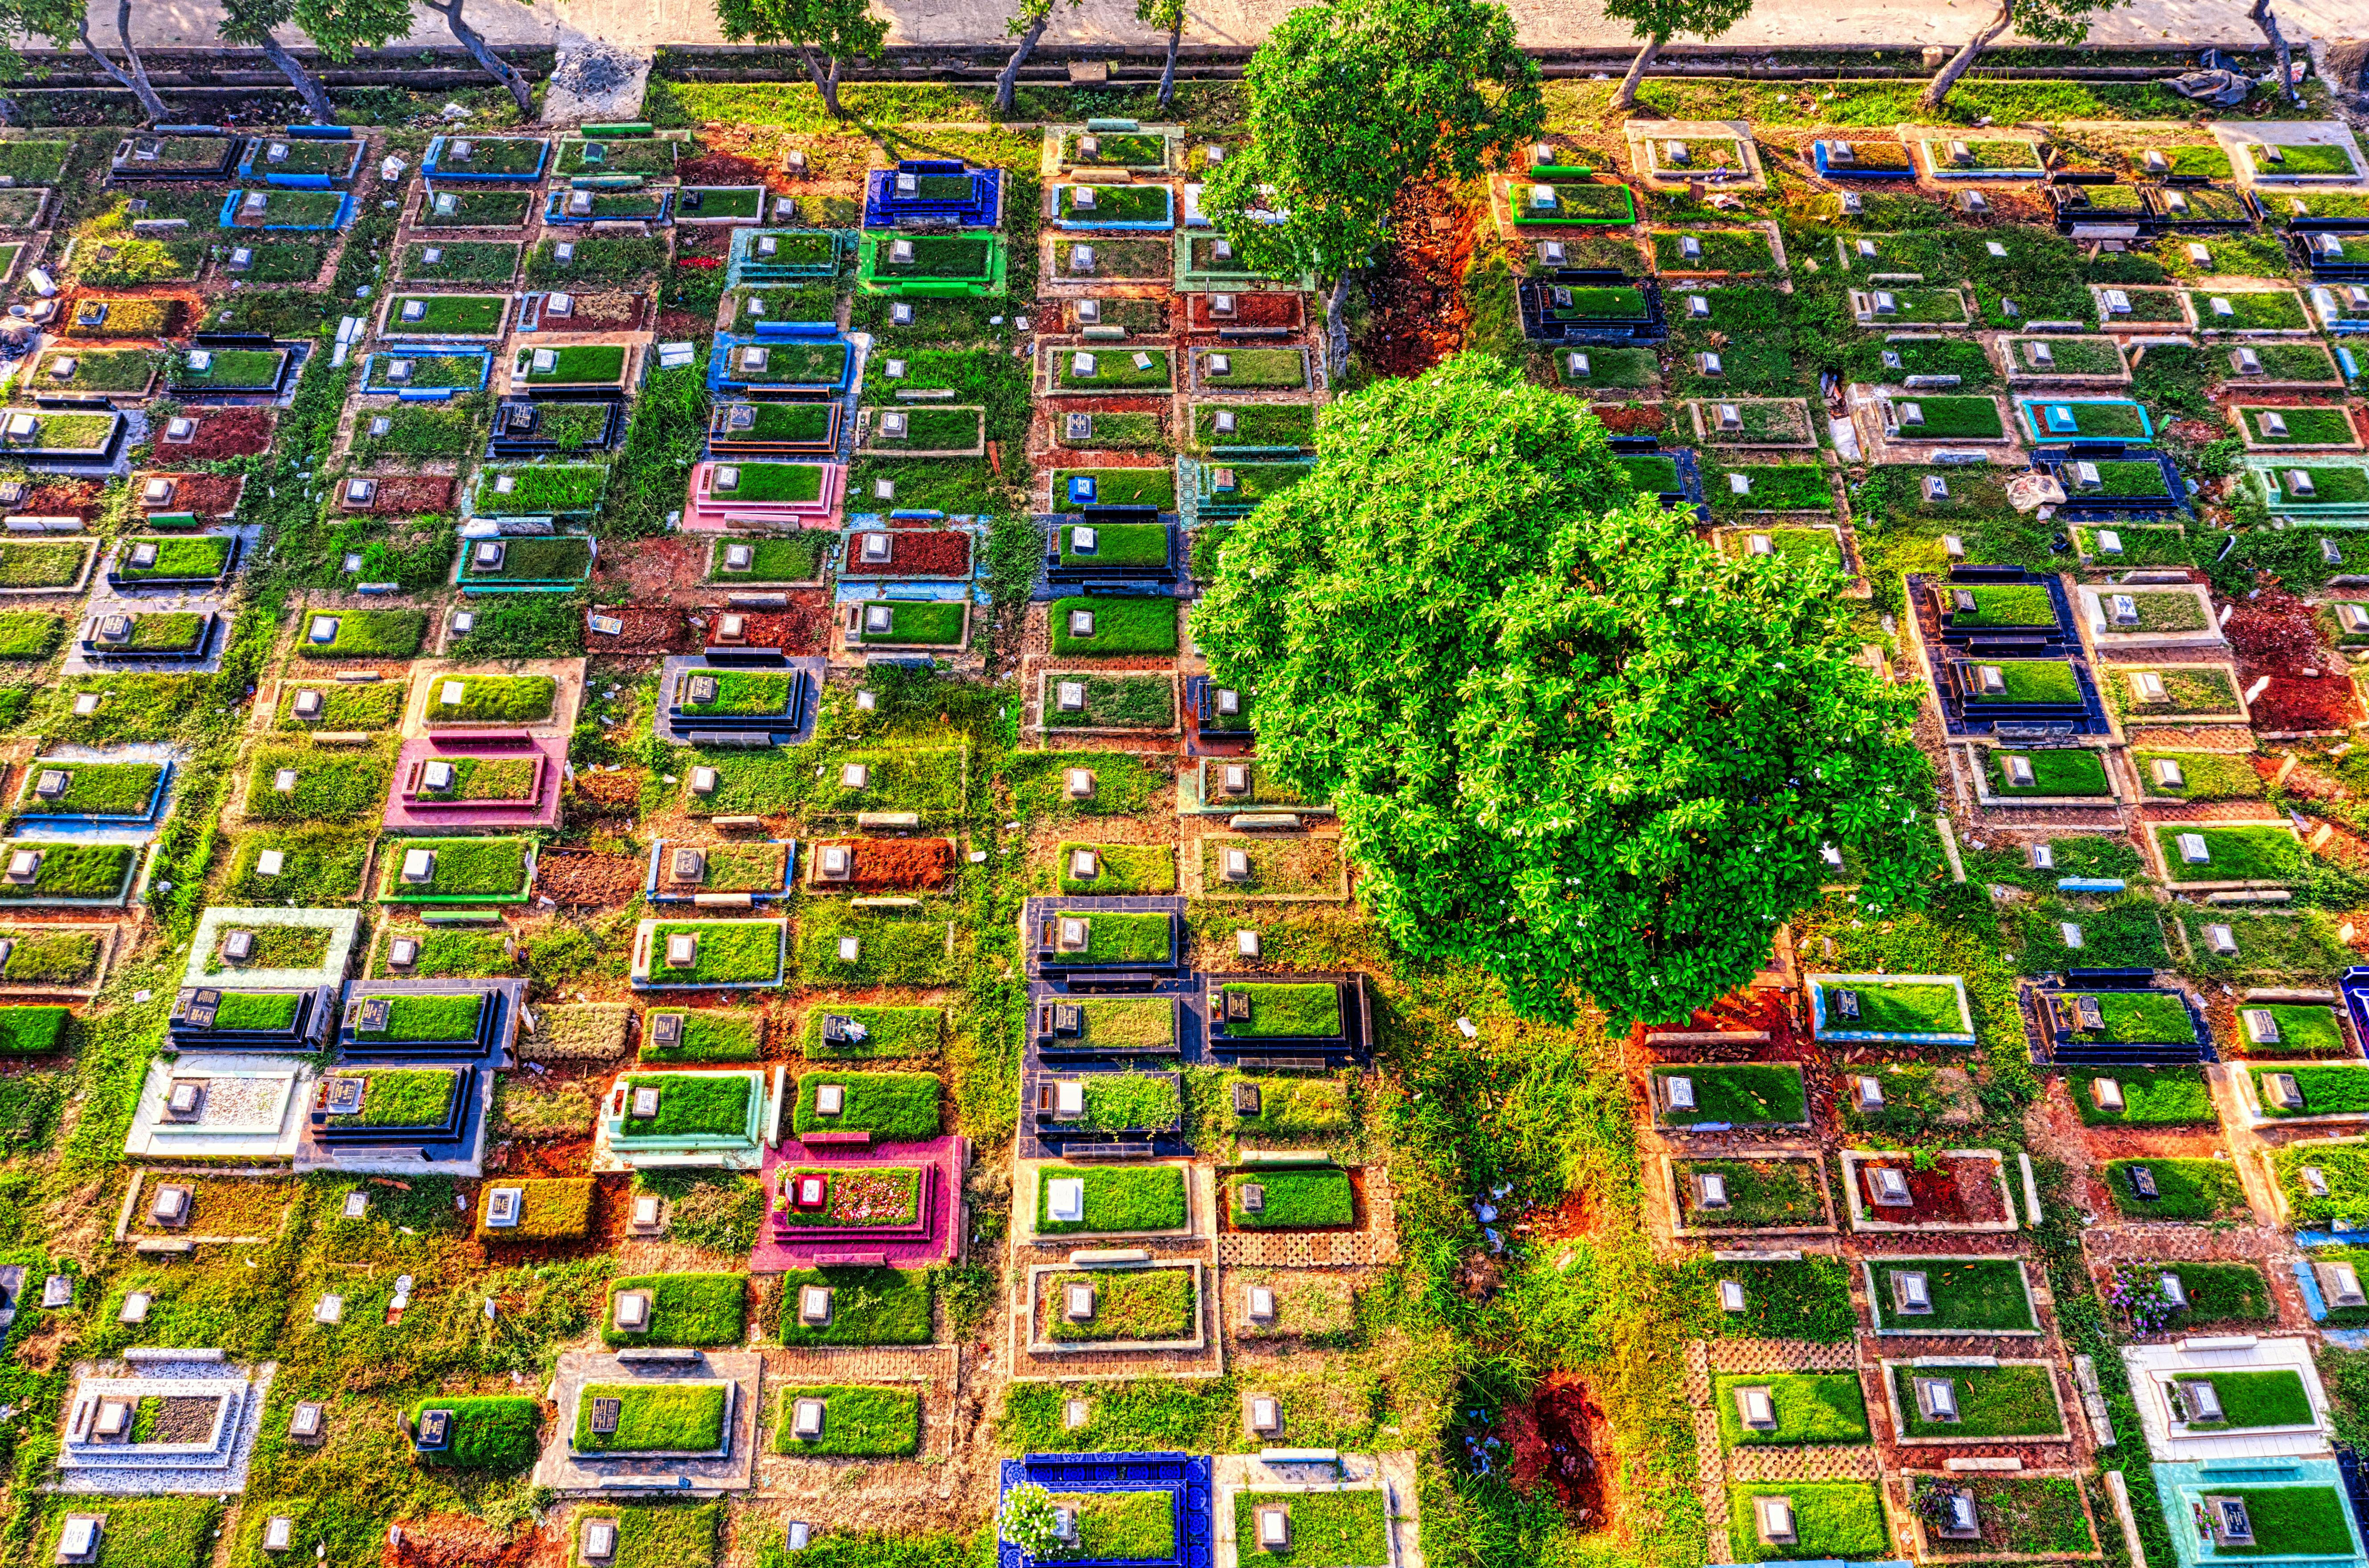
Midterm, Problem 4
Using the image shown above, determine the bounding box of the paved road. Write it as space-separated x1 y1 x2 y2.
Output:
72 0 2369 60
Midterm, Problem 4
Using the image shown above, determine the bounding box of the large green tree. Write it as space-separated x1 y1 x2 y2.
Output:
1191 356 1937 1026
1199 0 1540 374
1601 0 1755 113
714 0 887 119
1923 0 2127 110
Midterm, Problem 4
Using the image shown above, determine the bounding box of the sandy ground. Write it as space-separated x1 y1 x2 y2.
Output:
77 0 2365 64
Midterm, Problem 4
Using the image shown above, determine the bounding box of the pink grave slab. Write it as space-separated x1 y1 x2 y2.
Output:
382 730 566 833
682 461 845 533
749 1131 966 1273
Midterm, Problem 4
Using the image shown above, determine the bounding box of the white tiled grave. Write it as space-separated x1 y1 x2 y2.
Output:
123 1056 312 1160
56 1351 275 1494
2122 1334 2334 1462
181 907 360 990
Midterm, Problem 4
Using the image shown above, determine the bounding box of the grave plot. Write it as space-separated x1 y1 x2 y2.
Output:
684 460 844 530
125 1052 314 1159
0 840 144 907
543 182 673 225
840 524 976 582
516 286 648 334
1025 1260 1208 1355
7 752 175 830
838 597 971 655
332 473 460 516
0 408 128 467
2244 1060 2369 1128
1626 122 1764 188
2034 986 2210 1067
2257 459 2369 519
383 734 566 832
752 1134 965 1270
484 396 624 459
185 905 357 991
474 1176 595 1242
1183 756 1327 819
2148 821 2303 890
67 608 224 673
2074 1065 2219 1128
1966 741 2120 807
165 982 341 1053
403 663 579 737
1029 991 1180 1064
630 917 787 990
1649 1063 1810 1130
601 1272 747 1348
0 922 115 998
270 672 406 736
2172 909 2352 984
2098 1260 2278 1334
1865 1256 2041 1336
803 742 966 823
120 1171 296 1247
1897 1473 2098 1560
1203 974 1367 1067
2307 282 2369 333
27 344 160 401
105 530 242 593
375 835 535 904
594 1069 771 1171
1041 343 1174 396
1839 1150 2020 1232
297 1058 486 1176
2233 403 2365 452
127 472 243 526
2099 1154 2249 1221
801 835 953 895
55 1354 274 1494
534 1351 761 1493
2222 998 2349 1058
1667 1153 1834 1236
796 899 963 987
1519 274 1666 346
1192 832 1345 901
1845 385 2021 465
360 344 493 396
657 659 821 747
2076 583 2222 653
505 338 640 398
769 1383 924 1458
1997 332 2131 386
644 839 796 902
1808 975 1976 1045
1708 1370 1870 1451
865 157 1003 227
1022 1066 1184 1160
638 1006 763 1065
2126 1334 2334 1460
0 534 95 599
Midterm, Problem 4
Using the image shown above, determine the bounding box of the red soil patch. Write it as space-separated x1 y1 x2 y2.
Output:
350 475 457 516
568 766 645 813
678 150 771 188
384 1513 551 1568
545 288 645 333
534 851 645 907
2222 588 2322 673
657 308 709 340
1355 179 1474 378
2246 671 2358 732
1185 291 1305 333
1594 404 1667 436
703 594 831 655
1508 1373 1611 1530
164 405 275 460
21 480 103 520
841 528 971 578
587 606 697 655
1633 987 1807 1058
141 472 243 517
817 836 953 890
674 225 734 262
595 532 703 602
1857 1155 2010 1226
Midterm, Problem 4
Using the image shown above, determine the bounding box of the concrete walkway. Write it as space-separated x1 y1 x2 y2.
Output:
68 0 2367 61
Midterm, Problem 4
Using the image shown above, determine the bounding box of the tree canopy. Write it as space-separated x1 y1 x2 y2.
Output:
713 0 887 116
1190 355 1937 1025
1198 0 1541 294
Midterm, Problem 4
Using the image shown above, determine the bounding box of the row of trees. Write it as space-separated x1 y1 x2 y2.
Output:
0 0 531 125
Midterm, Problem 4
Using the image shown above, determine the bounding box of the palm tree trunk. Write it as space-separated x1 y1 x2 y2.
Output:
1158 20 1180 111
423 0 535 119
76 12 166 123
995 16 1049 115
1922 0 2015 112
256 36 337 125
1612 34 1663 114
114 0 170 123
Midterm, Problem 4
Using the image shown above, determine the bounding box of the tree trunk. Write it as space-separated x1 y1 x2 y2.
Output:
256 35 336 125
995 16 1048 115
799 45 845 119
2250 0 2299 102
1612 34 1663 113
76 15 166 123
1158 20 1180 111
1324 273 1352 377
114 0 169 123
1921 0 2015 112
424 0 535 119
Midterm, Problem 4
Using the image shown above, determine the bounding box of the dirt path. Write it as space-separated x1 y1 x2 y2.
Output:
1353 180 1477 380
